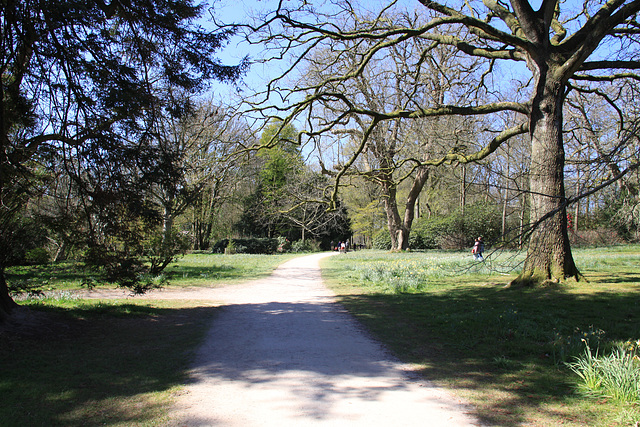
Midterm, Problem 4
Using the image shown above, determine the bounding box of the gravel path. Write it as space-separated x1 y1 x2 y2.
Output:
165 252 482 426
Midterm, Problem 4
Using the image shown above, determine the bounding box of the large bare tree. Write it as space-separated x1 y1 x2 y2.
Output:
315 32 477 251
239 0 640 285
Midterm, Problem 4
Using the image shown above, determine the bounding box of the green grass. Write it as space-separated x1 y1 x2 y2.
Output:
3 247 640 426
321 246 640 426
1 252 301 426
6 252 301 293
163 252 300 286
0 297 218 426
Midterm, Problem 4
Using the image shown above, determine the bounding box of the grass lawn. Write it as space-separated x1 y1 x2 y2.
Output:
321 246 640 426
1 253 301 426
6 252 301 293
0 299 218 426
2 248 639 426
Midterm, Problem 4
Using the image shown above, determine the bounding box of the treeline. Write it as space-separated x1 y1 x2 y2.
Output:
7 117 351 279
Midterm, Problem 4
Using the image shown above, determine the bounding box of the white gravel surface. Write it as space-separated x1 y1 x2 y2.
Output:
160 252 483 427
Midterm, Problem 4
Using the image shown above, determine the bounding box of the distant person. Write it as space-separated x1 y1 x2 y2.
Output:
340 241 346 253
472 237 484 261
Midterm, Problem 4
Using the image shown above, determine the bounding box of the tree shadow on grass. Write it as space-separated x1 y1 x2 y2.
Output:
0 303 218 427
334 283 640 426
587 271 640 284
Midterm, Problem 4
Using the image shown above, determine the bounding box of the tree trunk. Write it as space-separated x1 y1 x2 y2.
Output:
382 167 429 251
162 205 173 249
0 268 18 322
502 146 510 239
512 68 581 286
519 192 526 249
460 164 466 214
381 181 406 251
401 167 429 249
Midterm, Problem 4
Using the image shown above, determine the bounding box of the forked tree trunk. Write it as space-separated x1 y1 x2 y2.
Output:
512 67 581 286
383 167 429 251
382 181 406 251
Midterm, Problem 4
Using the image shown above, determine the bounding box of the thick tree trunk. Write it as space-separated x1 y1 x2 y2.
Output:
501 146 510 239
162 205 173 249
513 69 581 286
460 164 466 214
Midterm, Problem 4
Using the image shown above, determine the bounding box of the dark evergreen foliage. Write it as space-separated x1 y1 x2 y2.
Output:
211 238 280 254
0 0 246 314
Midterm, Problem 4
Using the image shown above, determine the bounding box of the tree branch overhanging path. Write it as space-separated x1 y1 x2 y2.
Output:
238 0 640 286
170 252 481 426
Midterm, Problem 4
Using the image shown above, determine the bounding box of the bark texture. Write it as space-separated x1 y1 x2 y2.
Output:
513 60 581 285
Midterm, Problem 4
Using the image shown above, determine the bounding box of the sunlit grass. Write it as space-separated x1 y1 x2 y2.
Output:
164 253 300 286
3 253 303 425
4 246 640 426
330 249 524 293
7 253 302 293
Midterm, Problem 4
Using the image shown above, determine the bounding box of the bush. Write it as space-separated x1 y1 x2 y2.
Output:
570 228 627 247
277 236 292 252
567 341 640 405
413 215 453 249
224 239 237 255
212 238 279 254
290 239 321 253
24 248 50 265
372 229 392 250
408 232 426 250
1 216 48 266
414 202 502 250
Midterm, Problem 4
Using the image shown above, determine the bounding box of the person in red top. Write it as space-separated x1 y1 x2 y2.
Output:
472 237 484 261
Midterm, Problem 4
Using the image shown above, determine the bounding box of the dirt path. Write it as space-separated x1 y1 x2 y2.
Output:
164 252 482 426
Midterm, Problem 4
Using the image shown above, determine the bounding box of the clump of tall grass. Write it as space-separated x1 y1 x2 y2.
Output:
552 326 606 365
567 340 640 405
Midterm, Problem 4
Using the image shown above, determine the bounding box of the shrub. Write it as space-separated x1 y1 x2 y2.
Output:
212 238 279 254
1 216 48 266
225 239 237 255
24 248 50 265
408 232 426 250
277 236 292 252
414 202 502 250
570 228 627 247
413 216 452 249
372 229 392 250
291 239 321 253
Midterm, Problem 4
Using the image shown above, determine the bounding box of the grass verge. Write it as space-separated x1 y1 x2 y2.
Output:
321 247 640 427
